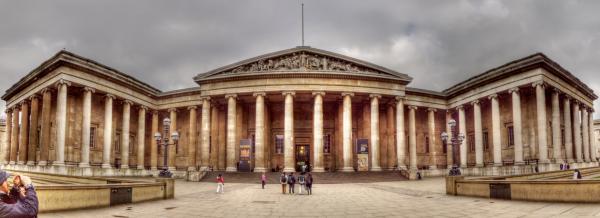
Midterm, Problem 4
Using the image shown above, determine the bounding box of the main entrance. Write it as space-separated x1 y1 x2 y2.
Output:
295 144 310 172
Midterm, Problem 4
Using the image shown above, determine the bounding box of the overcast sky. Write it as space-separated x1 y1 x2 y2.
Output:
1 0 600 118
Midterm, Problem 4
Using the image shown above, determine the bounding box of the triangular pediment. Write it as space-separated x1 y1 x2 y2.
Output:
194 46 412 83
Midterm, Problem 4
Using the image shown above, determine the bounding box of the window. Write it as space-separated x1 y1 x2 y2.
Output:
251 134 256 154
561 128 566 148
90 127 97 149
425 135 430 153
483 132 489 151
275 135 284 154
442 139 447 154
468 133 475 152
115 132 121 154
507 126 514 147
209 136 212 153
129 135 135 154
324 134 331 154
37 127 41 149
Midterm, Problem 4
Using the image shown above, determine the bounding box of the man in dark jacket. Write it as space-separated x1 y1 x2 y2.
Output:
287 172 296 194
0 170 39 218
305 173 313 195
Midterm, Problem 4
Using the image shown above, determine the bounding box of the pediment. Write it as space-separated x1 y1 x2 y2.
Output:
194 46 412 83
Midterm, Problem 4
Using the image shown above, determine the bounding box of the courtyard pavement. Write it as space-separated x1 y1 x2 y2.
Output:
42 177 600 218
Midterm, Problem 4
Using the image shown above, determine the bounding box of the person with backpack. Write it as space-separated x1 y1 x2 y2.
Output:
287 172 296 194
305 173 313 195
298 173 306 194
280 173 288 194
573 169 582 180
261 173 267 189
216 174 224 194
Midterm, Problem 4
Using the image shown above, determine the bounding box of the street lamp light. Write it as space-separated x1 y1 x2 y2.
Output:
441 119 465 176
154 117 179 178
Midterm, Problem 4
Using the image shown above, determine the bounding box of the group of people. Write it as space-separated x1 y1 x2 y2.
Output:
0 170 39 217
559 162 571 170
279 172 313 195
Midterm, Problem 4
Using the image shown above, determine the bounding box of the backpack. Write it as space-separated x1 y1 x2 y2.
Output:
280 175 287 183
299 176 305 184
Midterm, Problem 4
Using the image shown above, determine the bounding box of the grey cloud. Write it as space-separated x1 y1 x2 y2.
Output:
1 0 599 117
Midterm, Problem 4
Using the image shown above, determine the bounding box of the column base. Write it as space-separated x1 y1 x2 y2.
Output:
78 162 90 168
137 165 145 170
429 165 438 170
187 166 197 171
53 161 65 166
398 165 408 171
8 161 16 165
226 167 238 172
253 167 267 173
282 167 295 172
553 159 564 164
26 161 35 166
168 167 176 171
339 167 354 172
17 161 25 165
493 162 503 167
101 163 112 169
37 161 47 166
121 165 129 169
370 166 382 171
150 167 158 171
514 161 525 165
199 166 209 171
567 159 575 163
312 167 325 172
577 159 584 163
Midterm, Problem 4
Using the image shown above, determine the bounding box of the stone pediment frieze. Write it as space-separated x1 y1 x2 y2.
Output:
194 46 412 83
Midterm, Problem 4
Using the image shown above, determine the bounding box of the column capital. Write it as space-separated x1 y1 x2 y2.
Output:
369 94 382 99
40 87 53 95
532 81 545 88
105 94 116 100
456 105 464 110
341 92 354 97
199 96 211 101
407 105 418 110
187 105 198 110
395 96 405 101
224 94 237 99
564 95 572 101
282 91 296 97
20 99 29 106
83 87 96 93
253 92 267 97
508 87 519 94
471 100 480 105
427 108 437 112
168 108 178 113
488 94 498 100
152 110 160 115
122 99 133 106
5 108 12 114
312 91 326 97
28 94 40 101
55 79 71 88
552 87 561 94
139 105 149 111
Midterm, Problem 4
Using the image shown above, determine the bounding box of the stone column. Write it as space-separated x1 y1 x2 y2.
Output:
282 91 295 172
509 88 524 164
408 105 418 170
582 108 590 162
564 96 573 162
137 106 147 170
312 92 325 172
225 94 237 172
589 109 596 162
427 108 437 169
9 105 19 165
370 94 382 171
551 89 562 163
200 97 211 169
150 110 159 170
341 92 354 172
489 94 502 166
79 87 94 168
102 94 115 168
18 100 29 165
187 106 198 171
54 79 70 166
472 100 483 167
458 105 467 167
168 108 177 171
533 81 549 163
4 109 12 164
573 101 583 162
386 104 396 170
27 95 40 166
121 100 132 169
445 110 453 168
254 92 266 172
396 97 407 170
39 88 52 166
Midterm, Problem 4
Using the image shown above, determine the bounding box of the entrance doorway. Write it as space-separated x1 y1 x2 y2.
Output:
295 144 310 172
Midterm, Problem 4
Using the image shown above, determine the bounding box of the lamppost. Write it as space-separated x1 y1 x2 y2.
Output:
441 119 465 176
154 118 179 178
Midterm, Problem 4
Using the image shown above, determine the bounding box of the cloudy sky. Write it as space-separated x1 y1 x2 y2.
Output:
1 0 600 117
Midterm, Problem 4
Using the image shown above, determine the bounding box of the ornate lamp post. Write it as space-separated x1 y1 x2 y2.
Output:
154 118 179 178
441 119 465 176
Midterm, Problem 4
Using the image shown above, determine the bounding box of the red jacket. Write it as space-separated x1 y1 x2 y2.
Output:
217 177 224 183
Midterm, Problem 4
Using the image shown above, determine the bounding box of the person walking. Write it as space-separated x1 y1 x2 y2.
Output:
280 173 288 194
261 173 267 189
216 174 225 194
298 173 305 194
573 169 582 180
306 173 313 195
288 172 296 194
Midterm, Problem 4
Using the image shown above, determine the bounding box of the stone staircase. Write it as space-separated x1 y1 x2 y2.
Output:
200 171 407 184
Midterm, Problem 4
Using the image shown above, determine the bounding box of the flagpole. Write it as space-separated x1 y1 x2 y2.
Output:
302 3 304 46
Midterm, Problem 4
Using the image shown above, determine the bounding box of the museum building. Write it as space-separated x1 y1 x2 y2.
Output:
0 46 598 178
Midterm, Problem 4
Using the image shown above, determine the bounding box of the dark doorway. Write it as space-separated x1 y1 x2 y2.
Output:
295 144 310 172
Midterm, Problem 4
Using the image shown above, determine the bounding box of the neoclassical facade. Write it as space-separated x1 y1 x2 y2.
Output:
0 47 597 177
